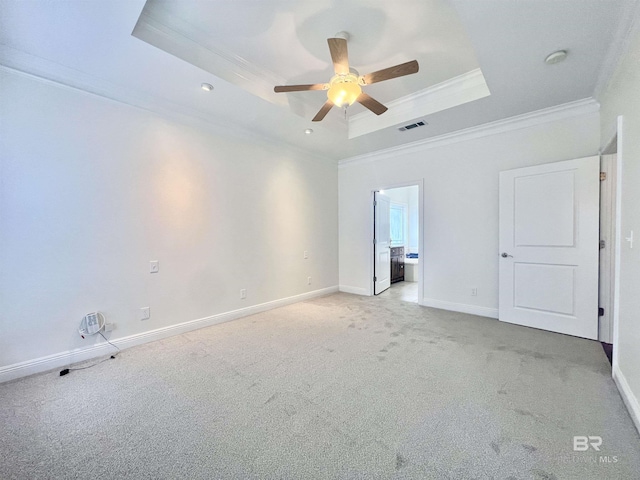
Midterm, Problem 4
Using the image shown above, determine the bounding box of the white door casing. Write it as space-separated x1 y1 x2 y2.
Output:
374 192 391 295
499 156 600 340
598 154 617 344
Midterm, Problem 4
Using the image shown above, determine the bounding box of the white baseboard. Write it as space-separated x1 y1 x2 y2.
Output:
420 298 499 319
613 364 640 435
0 286 338 384
339 285 370 296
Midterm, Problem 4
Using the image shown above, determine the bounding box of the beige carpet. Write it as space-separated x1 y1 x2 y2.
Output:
1 286 639 479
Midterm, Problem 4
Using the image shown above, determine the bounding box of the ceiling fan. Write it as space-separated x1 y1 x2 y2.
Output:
274 32 419 122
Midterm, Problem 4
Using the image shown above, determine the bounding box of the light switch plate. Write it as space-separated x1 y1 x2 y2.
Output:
150 261 159 273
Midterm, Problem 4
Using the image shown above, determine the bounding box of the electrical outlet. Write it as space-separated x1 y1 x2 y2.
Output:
304 251 308 259
307 276 312 285
150 261 159 273
471 287 478 296
141 307 150 320
104 322 115 332
240 289 247 299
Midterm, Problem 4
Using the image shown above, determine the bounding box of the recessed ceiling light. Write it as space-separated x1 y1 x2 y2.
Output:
201 83 214 91
545 50 567 65
304 128 313 135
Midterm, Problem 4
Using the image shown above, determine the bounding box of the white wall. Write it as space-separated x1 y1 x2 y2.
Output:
384 185 419 254
339 110 600 315
407 186 419 254
0 69 338 375
599 26 640 433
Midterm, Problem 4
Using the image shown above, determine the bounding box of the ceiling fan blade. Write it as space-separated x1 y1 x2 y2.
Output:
274 84 326 93
362 60 419 85
312 100 334 122
356 93 388 115
327 38 349 75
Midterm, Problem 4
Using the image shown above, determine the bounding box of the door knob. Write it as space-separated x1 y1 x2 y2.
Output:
501 252 513 258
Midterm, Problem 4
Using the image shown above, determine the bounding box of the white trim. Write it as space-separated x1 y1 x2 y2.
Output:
338 285 370 296
613 365 640 436
339 98 599 168
612 116 624 370
597 153 616 344
0 53 335 166
0 286 338 384
132 9 285 106
593 1 640 100
348 69 490 139
420 298 499 319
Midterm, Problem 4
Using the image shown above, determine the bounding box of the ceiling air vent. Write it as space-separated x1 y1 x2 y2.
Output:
398 120 427 132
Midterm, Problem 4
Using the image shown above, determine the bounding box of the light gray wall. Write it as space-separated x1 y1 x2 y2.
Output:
599 25 640 432
384 185 419 254
338 111 600 312
0 70 338 370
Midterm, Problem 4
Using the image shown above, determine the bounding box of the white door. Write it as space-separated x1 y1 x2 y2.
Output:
499 156 600 339
374 192 391 295
598 154 617 343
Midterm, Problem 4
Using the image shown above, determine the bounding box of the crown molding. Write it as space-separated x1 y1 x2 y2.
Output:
131 2 340 128
132 8 285 107
348 68 490 139
593 0 640 100
339 98 600 168
0 46 335 165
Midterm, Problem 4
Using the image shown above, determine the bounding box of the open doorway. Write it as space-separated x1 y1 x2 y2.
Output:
373 184 420 303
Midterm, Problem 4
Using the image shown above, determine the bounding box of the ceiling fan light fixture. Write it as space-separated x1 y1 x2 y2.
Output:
274 36 418 122
327 74 361 108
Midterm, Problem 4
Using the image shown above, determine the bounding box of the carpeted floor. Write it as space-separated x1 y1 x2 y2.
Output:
1 285 639 479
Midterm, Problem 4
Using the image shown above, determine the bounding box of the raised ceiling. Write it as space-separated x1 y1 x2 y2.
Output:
132 0 490 138
1 0 638 161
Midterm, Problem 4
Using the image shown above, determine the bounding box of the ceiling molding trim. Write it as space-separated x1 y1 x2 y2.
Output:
0 53 335 166
593 0 640 100
348 68 490 139
131 9 342 125
132 11 285 106
339 98 599 168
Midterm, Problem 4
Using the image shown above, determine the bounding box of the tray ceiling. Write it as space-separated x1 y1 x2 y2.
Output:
132 0 490 137
1 0 638 161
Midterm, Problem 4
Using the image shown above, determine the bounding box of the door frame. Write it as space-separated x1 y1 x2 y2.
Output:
600 116 624 369
369 179 424 305
599 151 617 343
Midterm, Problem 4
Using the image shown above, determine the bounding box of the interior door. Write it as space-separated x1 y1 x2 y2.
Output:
374 192 391 295
498 156 600 339
598 154 616 344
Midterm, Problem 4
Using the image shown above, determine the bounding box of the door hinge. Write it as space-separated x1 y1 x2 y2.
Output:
599 307 604 317
600 172 607 181
600 240 606 249
374 276 377 282
373 200 377 206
